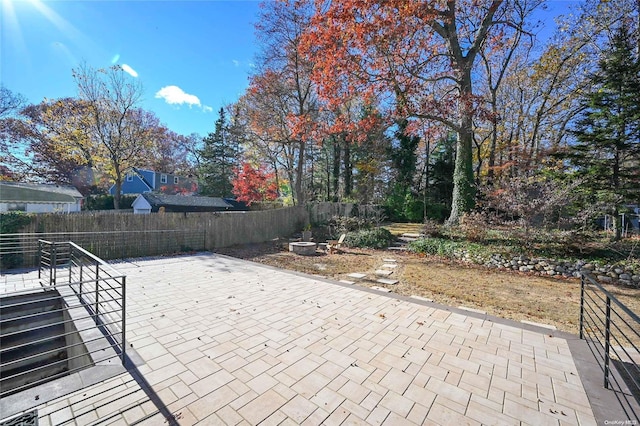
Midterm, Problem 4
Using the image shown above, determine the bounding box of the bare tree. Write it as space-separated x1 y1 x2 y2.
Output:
73 63 150 208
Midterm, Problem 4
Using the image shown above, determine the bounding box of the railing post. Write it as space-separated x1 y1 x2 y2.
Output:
604 295 611 389
121 276 126 366
79 262 83 297
38 240 42 280
51 243 57 286
579 274 585 340
95 262 100 317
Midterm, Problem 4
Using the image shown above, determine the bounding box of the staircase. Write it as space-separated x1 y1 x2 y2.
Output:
0 291 70 396
388 233 423 251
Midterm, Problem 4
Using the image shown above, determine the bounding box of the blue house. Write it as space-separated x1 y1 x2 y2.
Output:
109 168 198 196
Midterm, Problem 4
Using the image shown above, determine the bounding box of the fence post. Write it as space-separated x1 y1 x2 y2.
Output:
604 295 611 389
579 274 585 340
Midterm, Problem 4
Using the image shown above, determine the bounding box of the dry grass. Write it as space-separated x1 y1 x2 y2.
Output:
215 240 640 336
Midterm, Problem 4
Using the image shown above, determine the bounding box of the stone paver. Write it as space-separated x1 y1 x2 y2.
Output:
2 253 605 425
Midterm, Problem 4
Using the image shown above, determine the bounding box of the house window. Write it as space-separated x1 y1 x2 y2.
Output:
174 176 179 184
8 203 26 212
126 173 134 182
160 174 167 184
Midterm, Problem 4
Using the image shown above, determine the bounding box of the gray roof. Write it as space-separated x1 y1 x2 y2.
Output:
142 193 233 208
0 182 83 203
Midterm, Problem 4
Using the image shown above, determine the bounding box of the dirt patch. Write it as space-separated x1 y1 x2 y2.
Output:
215 240 640 336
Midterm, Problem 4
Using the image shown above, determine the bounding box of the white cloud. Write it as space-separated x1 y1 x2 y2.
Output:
232 59 240 67
155 85 202 108
203 105 213 113
121 64 138 77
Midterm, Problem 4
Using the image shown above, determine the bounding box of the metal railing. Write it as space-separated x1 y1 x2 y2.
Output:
0 241 126 397
580 273 640 420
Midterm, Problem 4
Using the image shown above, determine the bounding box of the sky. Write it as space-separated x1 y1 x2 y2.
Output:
1 0 262 137
1 0 579 138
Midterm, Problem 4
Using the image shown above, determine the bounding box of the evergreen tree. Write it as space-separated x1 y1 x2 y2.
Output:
198 108 239 197
568 24 640 239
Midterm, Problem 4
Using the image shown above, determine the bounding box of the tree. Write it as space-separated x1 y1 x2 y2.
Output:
18 98 99 192
0 86 28 180
231 162 278 205
73 63 151 209
303 0 541 224
198 108 239 196
250 0 318 205
566 24 640 240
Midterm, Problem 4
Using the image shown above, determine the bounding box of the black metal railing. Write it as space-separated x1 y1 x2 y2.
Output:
0 241 126 397
580 273 640 420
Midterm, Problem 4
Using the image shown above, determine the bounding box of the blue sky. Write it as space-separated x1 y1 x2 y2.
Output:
1 0 261 137
1 0 578 138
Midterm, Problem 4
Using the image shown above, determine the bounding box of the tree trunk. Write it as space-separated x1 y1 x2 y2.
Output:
332 140 341 202
113 166 122 210
446 73 476 226
295 139 305 205
343 142 352 198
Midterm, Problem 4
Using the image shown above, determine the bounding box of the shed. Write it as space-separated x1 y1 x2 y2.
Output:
132 193 247 214
0 182 83 213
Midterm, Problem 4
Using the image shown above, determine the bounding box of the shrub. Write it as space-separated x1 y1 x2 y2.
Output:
0 212 33 269
459 212 488 242
407 237 487 260
84 194 136 210
327 215 373 236
344 228 395 249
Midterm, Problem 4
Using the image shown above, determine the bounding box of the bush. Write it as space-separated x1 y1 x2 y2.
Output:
327 215 373 236
407 237 487 260
344 228 395 249
0 212 33 269
84 194 136 210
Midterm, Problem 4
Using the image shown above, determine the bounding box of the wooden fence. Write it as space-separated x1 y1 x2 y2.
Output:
1 203 382 269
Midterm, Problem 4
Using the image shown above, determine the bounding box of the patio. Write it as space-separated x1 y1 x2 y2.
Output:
0 253 631 425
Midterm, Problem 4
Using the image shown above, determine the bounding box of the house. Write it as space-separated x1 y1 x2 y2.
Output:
109 168 198 196
131 193 248 214
0 182 83 213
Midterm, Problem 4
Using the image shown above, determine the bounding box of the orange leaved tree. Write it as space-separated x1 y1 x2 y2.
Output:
302 0 541 224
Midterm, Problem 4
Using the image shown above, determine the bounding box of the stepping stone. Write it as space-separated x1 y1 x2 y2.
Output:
371 286 392 293
347 273 367 279
375 270 393 276
458 306 487 315
381 264 397 269
402 233 422 238
382 259 397 263
387 247 407 251
339 280 355 285
410 295 433 302
376 278 398 285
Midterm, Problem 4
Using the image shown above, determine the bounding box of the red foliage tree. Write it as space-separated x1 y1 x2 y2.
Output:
231 162 278 205
301 0 540 224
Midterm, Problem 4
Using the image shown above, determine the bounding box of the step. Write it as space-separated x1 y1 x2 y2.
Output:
401 233 424 238
0 291 62 322
1 322 66 353
1 310 65 336
1 358 68 396
387 247 407 251
1 336 67 375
